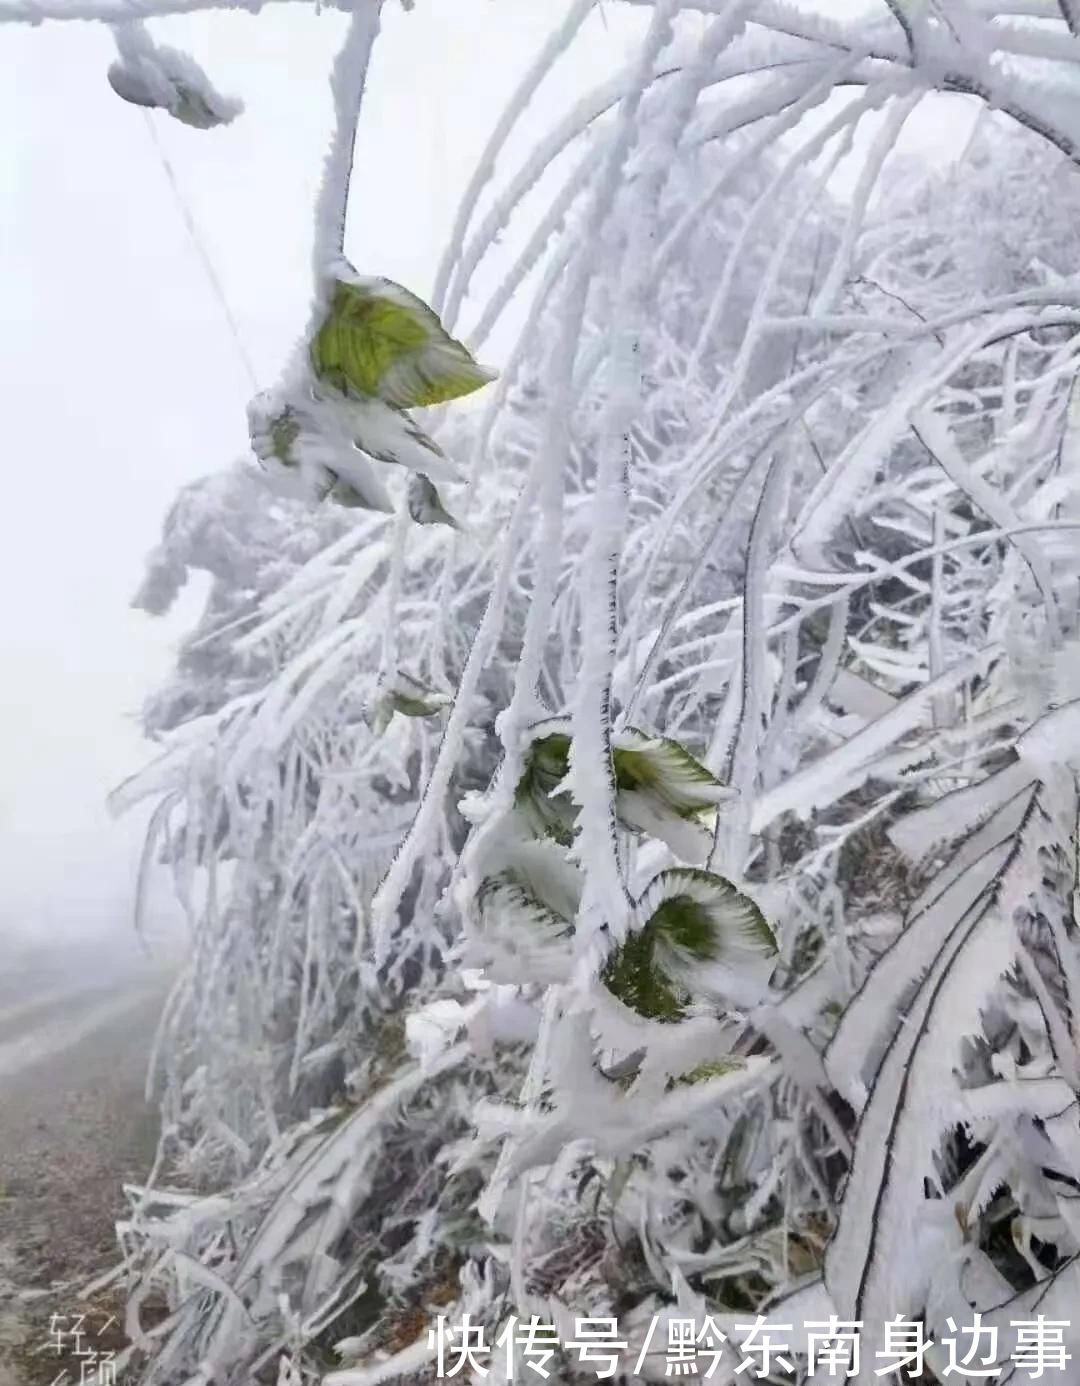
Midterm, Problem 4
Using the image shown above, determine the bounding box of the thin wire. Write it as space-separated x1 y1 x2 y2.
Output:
140 109 260 392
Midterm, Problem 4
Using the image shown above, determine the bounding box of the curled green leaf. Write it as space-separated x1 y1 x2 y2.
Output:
514 719 576 844
603 868 776 1022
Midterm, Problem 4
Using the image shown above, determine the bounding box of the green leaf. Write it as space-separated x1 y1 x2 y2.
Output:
310 276 496 408
514 719 577 844
515 721 733 862
641 868 778 962
603 869 776 1022
612 727 735 819
602 925 691 1022
650 893 722 959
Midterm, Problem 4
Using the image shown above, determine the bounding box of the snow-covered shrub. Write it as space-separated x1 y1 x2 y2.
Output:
20 0 1079 1380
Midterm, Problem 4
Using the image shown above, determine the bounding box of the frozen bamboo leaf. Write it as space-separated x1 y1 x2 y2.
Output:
613 788 715 866
888 757 1035 865
339 397 464 486
368 673 452 734
407 473 460 529
250 346 465 514
827 784 1036 1107
475 869 571 941
385 673 452 718
324 474 391 511
248 396 395 514
310 272 496 408
611 725 735 861
668 1057 744 1088
247 398 300 473
824 783 1065 1362
471 839 580 986
486 835 582 922
500 1012 776 1180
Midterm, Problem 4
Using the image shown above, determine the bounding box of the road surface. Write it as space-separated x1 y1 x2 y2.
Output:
0 942 177 1384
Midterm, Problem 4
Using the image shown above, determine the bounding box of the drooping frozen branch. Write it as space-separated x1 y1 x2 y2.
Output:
432 0 597 323
312 2 384 284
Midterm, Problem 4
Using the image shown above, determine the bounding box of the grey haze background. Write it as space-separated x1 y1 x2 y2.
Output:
1 0 971 949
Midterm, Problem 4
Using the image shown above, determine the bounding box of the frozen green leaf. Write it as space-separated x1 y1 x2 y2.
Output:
310 274 496 408
470 838 580 985
613 727 735 819
603 868 776 1021
515 719 576 844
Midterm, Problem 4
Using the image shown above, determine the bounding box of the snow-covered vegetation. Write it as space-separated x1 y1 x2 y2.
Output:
15 0 1080 1381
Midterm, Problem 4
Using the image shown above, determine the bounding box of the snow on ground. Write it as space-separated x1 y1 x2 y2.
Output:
0 947 176 1384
